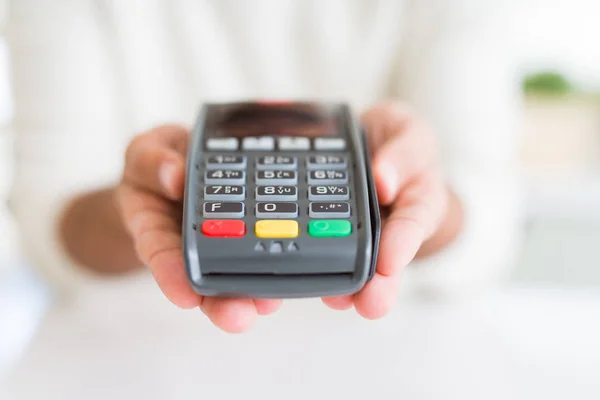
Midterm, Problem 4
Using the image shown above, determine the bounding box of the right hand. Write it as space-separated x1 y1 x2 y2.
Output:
114 125 283 333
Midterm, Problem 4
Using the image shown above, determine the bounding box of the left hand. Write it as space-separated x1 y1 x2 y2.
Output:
321 101 454 318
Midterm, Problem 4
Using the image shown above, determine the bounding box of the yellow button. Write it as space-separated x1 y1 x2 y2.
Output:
255 220 299 238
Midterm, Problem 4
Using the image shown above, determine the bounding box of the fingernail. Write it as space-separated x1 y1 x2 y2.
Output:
159 162 177 192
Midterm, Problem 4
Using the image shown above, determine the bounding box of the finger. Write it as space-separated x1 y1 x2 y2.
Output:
322 295 354 311
361 101 438 205
253 299 284 316
116 186 200 309
151 124 192 155
354 269 401 320
360 101 414 152
371 125 437 206
377 171 448 277
201 297 258 334
115 185 180 237
137 225 201 309
123 125 189 200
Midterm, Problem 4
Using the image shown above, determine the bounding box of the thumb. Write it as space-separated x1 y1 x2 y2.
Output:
123 125 190 200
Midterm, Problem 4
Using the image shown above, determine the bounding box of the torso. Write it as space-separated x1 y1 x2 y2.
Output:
100 0 409 131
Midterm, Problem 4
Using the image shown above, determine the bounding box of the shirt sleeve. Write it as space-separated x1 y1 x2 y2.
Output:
393 0 525 298
3 1 130 293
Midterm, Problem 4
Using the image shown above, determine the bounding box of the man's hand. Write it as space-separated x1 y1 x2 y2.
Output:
322 101 463 317
114 102 463 333
114 125 283 333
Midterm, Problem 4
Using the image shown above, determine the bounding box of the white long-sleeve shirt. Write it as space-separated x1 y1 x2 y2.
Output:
1 2 527 399
2 0 523 300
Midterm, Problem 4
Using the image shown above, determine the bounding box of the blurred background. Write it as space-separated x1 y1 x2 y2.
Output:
1 0 600 399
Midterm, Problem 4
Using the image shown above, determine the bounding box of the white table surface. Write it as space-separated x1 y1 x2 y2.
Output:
1 270 599 400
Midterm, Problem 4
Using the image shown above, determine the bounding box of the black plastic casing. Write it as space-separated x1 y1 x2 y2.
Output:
182 102 380 298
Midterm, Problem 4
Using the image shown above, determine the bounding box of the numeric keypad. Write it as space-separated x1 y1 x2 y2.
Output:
201 136 355 240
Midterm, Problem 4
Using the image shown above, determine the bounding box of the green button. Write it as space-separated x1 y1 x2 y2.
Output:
308 220 352 238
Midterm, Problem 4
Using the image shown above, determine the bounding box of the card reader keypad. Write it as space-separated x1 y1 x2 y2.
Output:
199 137 354 239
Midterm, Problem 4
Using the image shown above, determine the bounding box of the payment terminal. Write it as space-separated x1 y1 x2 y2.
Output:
182 101 380 298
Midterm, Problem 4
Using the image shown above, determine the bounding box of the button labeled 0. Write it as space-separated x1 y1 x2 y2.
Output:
255 202 298 219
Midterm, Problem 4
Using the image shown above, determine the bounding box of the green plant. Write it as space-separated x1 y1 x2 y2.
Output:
522 71 574 96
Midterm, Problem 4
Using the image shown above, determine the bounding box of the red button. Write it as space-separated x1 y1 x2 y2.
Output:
201 220 246 237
